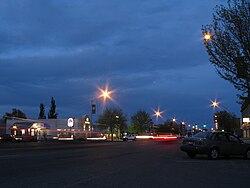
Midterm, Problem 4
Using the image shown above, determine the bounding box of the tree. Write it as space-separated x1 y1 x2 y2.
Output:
97 107 127 141
4 108 27 119
214 110 240 132
157 123 171 133
202 0 250 103
48 96 58 119
130 110 153 134
161 120 180 134
38 103 46 119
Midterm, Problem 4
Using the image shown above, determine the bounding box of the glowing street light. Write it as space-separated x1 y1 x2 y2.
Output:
153 108 163 123
204 34 211 40
210 99 220 130
210 99 220 109
203 33 214 41
97 86 114 102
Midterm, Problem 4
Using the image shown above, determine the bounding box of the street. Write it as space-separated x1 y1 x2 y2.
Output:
0 140 250 188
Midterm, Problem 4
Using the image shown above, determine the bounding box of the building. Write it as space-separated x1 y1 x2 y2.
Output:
6 115 92 141
241 102 250 139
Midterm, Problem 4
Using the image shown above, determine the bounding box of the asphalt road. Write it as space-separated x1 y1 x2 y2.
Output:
0 140 250 188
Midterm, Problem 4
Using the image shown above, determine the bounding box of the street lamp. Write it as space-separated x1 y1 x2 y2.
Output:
210 99 221 130
210 99 220 109
153 108 163 124
180 121 185 136
97 86 114 102
203 32 214 41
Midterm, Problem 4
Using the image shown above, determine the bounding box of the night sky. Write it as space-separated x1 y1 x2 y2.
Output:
0 0 240 128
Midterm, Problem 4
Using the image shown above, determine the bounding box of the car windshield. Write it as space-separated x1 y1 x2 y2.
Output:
193 132 211 138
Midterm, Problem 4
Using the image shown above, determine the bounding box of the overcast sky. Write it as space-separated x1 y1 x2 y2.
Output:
0 0 240 128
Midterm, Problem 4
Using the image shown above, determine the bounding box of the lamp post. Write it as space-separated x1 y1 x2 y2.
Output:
97 85 115 141
180 121 185 136
171 118 176 133
116 115 120 140
210 99 220 130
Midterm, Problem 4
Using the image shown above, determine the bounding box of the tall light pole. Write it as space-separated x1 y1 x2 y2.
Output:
97 85 115 141
210 99 220 130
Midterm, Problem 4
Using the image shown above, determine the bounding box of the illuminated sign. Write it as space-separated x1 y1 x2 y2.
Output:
243 118 250 123
68 118 74 127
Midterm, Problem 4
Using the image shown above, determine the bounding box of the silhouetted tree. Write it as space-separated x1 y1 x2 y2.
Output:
214 110 240 132
4 108 27 120
130 110 153 134
202 0 250 104
157 122 172 133
98 107 127 140
38 103 46 119
161 120 180 134
48 97 57 119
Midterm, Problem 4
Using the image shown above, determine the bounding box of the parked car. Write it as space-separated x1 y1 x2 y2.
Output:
0 134 15 142
180 131 250 159
123 134 136 141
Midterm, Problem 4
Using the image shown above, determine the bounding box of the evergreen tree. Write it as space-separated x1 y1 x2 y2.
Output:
38 103 46 119
48 97 58 119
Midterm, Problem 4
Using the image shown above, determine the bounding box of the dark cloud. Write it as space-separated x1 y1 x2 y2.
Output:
0 0 239 126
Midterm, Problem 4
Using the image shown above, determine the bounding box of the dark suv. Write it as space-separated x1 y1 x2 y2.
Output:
180 131 250 159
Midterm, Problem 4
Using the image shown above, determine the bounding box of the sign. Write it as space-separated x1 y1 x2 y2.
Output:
243 118 250 123
92 104 96 114
68 118 74 127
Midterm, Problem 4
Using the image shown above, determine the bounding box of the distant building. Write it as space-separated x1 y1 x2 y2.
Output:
0 119 6 135
241 102 250 138
5 115 92 141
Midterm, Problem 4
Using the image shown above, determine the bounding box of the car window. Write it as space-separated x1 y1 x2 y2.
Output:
227 134 240 143
215 133 228 142
193 132 211 138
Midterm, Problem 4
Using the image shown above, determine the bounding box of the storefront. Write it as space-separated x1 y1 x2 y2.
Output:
9 121 50 141
6 115 93 141
241 103 250 139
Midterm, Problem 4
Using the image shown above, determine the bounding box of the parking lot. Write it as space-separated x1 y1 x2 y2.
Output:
0 140 250 188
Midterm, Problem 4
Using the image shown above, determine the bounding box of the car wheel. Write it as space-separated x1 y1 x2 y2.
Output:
187 152 196 158
209 148 219 160
244 149 250 159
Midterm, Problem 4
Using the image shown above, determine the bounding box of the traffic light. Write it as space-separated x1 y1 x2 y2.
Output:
92 104 96 114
